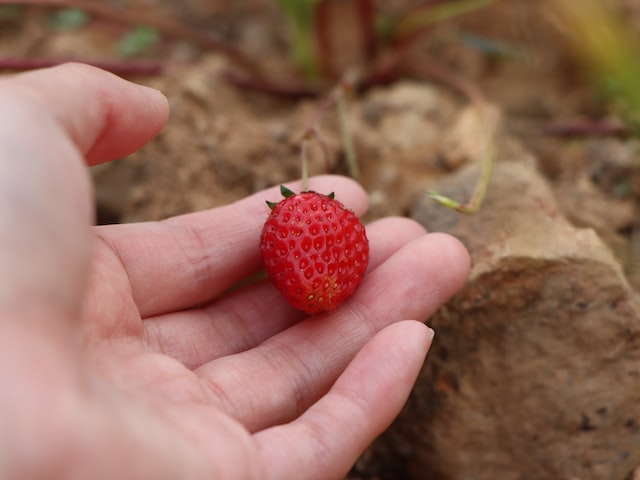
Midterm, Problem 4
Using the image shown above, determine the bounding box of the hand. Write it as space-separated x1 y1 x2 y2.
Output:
0 64 469 479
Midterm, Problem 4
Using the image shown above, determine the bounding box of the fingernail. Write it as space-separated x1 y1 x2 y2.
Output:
425 326 435 341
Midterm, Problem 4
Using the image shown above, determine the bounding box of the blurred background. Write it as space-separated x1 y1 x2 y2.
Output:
2 1 640 479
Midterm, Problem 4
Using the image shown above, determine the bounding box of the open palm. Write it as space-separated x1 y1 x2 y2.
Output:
0 64 469 480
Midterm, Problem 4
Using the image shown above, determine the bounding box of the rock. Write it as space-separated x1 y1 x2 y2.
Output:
552 173 634 270
553 174 634 235
369 160 640 480
355 81 452 169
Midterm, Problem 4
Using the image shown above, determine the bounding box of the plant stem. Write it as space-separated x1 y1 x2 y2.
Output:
296 73 360 179
356 0 377 62
301 137 310 191
337 92 360 179
544 119 629 138
315 0 376 79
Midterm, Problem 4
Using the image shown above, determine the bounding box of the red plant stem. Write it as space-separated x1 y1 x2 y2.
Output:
544 120 629 138
0 57 164 75
315 0 375 80
356 0 377 61
314 0 334 79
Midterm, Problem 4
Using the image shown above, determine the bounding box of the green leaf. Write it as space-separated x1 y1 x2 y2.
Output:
118 25 159 58
49 8 89 31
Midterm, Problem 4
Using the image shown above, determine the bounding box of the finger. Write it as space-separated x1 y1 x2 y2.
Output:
196 233 470 431
0 64 167 317
2 62 169 165
254 320 433 480
143 217 427 368
95 175 368 319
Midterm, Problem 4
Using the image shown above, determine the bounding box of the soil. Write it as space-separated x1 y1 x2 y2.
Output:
3 1 640 478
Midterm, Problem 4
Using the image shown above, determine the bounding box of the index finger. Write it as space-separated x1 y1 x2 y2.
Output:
1 62 169 165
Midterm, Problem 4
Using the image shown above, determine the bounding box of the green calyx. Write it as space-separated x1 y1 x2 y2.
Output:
281 185 295 198
265 185 335 210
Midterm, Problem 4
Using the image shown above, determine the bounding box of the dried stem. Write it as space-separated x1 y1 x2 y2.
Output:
336 84 359 179
298 72 360 179
299 127 331 188
300 136 310 191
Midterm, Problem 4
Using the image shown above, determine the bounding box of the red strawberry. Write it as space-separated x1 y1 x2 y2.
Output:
260 185 370 314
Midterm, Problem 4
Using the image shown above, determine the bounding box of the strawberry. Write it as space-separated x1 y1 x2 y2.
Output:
260 185 370 314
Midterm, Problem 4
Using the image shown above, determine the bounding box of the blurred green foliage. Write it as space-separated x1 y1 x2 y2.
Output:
0 4 24 22
277 0 321 79
551 0 640 133
394 0 495 38
49 8 89 31
458 33 523 60
118 25 160 58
